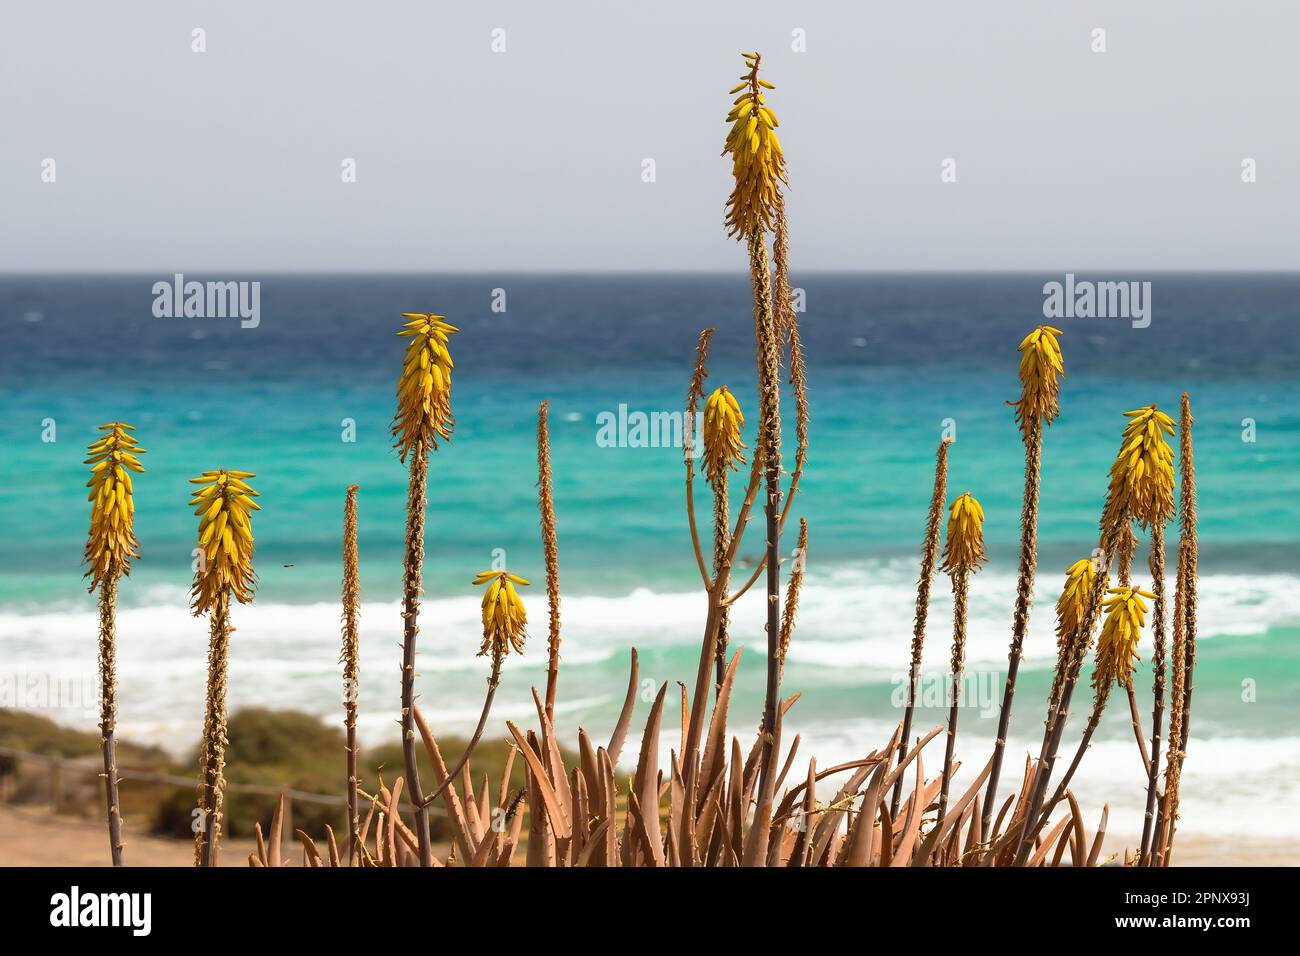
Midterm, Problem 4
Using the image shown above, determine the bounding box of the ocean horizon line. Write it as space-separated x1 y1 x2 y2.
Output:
5 268 1300 279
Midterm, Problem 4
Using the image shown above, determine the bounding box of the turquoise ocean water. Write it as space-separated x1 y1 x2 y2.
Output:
1 274 1297 838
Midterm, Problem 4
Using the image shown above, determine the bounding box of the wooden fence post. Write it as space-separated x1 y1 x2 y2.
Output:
50 756 64 811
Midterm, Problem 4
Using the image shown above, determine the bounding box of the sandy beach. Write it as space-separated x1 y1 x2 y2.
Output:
2 803 1292 867
1 804 257 867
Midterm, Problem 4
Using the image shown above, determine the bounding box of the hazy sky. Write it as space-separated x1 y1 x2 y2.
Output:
2 1 1296 271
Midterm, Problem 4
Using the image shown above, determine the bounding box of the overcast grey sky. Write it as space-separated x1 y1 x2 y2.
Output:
2 1 1296 271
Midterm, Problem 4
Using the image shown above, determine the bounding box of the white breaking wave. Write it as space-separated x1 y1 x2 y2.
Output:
779 716 1300 839
3 567 1297 839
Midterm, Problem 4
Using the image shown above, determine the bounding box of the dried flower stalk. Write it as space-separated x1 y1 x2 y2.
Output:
1139 521 1170 862
1157 394 1197 863
341 484 361 865
777 517 808 679
892 436 950 819
537 402 562 720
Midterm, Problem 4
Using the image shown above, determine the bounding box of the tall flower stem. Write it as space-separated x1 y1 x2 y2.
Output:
421 648 504 808
427 570 525 812
777 517 808 679
1032 579 1155 841
892 436 950 818
1157 393 1197 864
935 492 986 838
400 445 433 866
711 470 732 694
538 402 562 722
1139 522 1169 862
1126 683 1152 773
1031 684 1113 835
982 415 1043 833
683 588 725 781
188 466 258 867
748 229 784 809
341 485 361 866
683 440 764 783
937 567 970 833
1015 547 1111 864
96 571 125 866
84 421 144 866
1030 526 1137 829
196 592 230 867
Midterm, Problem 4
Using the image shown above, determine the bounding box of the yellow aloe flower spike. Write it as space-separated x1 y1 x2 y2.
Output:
474 570 529 657
1101 405 1176 540
84 422 146 591
940 492 988 574
1011 325 1064 436
1056 557 1100 648
189 469 259 614
1092 585 1155 689
391 312 458 462
722 52 787 239
702 385 746 483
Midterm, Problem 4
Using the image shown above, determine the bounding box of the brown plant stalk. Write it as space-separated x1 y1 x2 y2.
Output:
196 592 230 867
341 485 361 865
419 646 505 809
892 436 950 819
681 327 730 780
937 566 971 832
390 311 456 867
937 493 986 834
189 466 259 867
684 329 715 590
725 201 808 607
1114 530 1152 773
777 517 808 680
1115 526 1153 776
749 225 784 817
96 573 125 866
1139 522 1170 862
1028 551 1121 836
84 421 145 866
1040 612 1159 844
1157 393 1197 864
1020 402 1173 863
983 416 1042 834
1126 682 1152 775
399 445 434 865
984 324 1062 834
538 401 562 721
711 467 733 695
1035 685 1116 834
1014 545 1112 864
